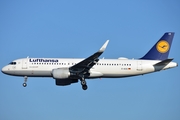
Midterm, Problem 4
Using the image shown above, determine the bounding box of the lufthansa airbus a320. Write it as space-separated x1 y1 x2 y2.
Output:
2 32 178 90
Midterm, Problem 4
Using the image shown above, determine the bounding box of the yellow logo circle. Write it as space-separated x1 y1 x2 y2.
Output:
156 40 169 53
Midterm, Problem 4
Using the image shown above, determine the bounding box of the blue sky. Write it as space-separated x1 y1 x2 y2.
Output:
0 0 180 120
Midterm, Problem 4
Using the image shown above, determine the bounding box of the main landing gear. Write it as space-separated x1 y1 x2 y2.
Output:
23 76 28 87
80 77 88 90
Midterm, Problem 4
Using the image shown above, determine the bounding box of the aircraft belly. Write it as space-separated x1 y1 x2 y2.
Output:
27 70 52 77
8 70 52 77
94 64 155 78
89 71 103 78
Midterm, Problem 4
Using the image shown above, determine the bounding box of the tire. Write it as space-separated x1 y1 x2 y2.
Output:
23 83 27 87
82 85 88 90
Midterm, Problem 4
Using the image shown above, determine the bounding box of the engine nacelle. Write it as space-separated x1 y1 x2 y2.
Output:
52 68 70 79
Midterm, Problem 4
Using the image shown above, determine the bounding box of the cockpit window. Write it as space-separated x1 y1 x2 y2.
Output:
9 62 16 65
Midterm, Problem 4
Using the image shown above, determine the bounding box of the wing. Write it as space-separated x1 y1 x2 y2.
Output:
69 40 109 77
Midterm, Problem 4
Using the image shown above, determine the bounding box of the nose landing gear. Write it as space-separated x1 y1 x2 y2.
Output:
23 76 28 87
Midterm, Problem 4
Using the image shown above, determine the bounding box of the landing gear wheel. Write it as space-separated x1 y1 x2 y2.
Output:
82 85 88 90
23 83 27 87
80 77 88 90
81 80 86 85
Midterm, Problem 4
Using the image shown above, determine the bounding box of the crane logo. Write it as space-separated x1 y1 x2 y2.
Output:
156 40 169 53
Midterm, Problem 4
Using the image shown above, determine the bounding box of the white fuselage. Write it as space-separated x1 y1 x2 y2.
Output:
2 58 178 79
2 33 177 90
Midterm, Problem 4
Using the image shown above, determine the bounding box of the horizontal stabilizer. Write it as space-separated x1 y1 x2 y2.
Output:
154 59 173 66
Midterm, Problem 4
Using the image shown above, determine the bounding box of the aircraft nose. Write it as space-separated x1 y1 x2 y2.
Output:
2 66 8 74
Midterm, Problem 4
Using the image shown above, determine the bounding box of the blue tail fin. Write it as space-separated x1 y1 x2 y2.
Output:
141 32 174 60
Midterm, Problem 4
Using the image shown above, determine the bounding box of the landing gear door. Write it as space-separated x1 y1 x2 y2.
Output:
22 58 28 69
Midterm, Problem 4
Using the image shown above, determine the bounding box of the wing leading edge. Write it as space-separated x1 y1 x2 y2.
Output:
69 40 109 77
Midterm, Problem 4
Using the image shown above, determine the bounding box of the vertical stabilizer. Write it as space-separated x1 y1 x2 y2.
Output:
141 32 174 60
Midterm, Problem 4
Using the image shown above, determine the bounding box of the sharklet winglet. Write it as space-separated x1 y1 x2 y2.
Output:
99 40 109 52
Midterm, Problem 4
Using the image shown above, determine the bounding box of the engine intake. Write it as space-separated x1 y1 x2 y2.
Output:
52 68 70 79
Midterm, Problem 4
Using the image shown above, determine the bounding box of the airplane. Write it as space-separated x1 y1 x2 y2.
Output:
1 32 178 90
